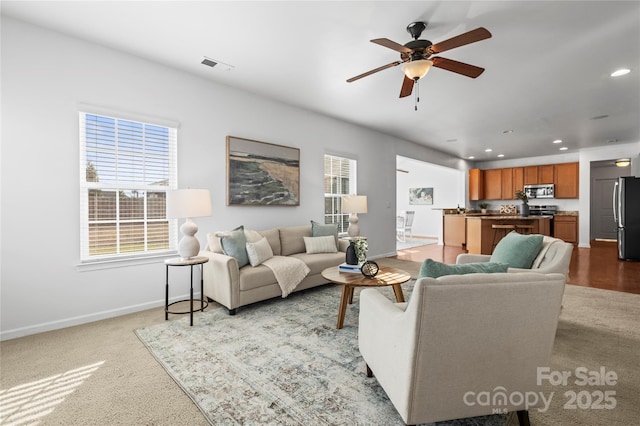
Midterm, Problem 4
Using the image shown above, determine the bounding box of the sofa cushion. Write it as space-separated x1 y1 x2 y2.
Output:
246 237 274 267
220 226 249 268
311 220 339 249
238 264 277 291
490 231 544 269
258 228 281 256
292 252 346 276
418 258 509 279
303 235 338 254
279 225 312 256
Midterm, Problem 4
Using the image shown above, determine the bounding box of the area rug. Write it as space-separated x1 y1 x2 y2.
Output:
135 281 639 426
136 282 506 425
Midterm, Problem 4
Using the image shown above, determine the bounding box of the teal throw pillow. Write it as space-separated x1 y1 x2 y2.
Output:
490 231 544 269
418 258 509 279
220 225 249 268
311 220 338 249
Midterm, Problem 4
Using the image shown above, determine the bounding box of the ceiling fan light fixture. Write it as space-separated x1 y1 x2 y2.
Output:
615 159 631 167
401 59 433 80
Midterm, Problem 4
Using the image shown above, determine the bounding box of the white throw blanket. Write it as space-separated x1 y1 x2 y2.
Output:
262 256 310 298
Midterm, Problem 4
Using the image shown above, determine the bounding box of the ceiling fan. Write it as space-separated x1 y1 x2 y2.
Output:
347 22 491 103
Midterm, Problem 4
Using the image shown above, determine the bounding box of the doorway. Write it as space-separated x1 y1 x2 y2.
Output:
590 160 631 240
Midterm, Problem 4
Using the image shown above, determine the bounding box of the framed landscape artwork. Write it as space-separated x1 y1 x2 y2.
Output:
409 187 433 205
226 136 300 206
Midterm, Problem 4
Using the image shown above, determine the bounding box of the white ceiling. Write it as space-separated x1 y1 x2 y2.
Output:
3 1 639 162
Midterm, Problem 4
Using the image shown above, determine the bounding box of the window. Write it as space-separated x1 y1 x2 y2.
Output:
324 154 357 233
79 112 177 261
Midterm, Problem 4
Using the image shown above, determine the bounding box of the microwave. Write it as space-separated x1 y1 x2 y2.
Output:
524 184 555 199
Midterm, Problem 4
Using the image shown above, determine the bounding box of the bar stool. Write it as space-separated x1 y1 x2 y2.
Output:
515 224 535 235
492 224 516 251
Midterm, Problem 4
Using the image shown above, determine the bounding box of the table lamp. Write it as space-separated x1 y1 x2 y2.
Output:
342 195 368 237
166 188 212 259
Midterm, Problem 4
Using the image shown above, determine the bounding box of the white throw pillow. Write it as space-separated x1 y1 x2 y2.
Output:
246 237 274 267
303 235 338 254
244 228 263 243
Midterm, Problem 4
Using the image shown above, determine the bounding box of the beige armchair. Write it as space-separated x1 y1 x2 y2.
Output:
358 272 566 425
456 235 573 278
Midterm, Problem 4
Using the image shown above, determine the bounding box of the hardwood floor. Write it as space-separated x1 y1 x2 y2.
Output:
395 240 640 294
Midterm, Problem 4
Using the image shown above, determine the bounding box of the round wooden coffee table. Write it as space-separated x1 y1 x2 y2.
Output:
321 265 411 329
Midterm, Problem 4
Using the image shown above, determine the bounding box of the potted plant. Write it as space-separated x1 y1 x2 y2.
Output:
515 190 530 217
479 203 489 214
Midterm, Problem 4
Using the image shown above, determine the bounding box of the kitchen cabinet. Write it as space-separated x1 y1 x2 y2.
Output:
513 167 524 194
469 169 484 201
524 166 538 185
501 168 514 200
554 162 579 198
554 215 578 244
443 215 466 247
483 169 502 200
539 165 554 184
466 216 552 254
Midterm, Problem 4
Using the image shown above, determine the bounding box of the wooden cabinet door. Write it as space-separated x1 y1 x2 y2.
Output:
483 169 502 200
554 215 578 243
513 167 524 194
501 168 514 200
555 162 579 198
469 169 484 200
524 166 538 184
539 165 554 184
443 215 466 246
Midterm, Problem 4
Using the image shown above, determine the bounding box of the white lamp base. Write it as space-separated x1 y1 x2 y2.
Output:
347 213 360 237
178 218 200 259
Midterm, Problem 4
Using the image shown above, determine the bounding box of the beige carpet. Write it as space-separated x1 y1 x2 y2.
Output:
1 258 638 425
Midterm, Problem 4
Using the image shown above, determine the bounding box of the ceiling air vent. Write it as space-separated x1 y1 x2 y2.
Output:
200 56 234 72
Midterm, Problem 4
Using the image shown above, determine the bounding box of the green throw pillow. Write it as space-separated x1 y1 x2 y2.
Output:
311 220 338 249
220 225 249 268
419 258 509 278
490 231 544 269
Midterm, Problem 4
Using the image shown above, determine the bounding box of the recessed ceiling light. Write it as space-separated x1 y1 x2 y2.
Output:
446 138 458 143
497 154 505 158
503 130 514 134
591 115 609 120
559 147 568 151
607 139 618 143
485 148 493 152
553 139 562 144
611 68 630 77
468 156 475 159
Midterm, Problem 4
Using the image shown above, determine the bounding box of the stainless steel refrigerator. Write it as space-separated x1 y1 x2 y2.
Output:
613 176 640 260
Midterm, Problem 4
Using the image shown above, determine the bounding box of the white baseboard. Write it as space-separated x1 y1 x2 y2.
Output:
0 293 198 341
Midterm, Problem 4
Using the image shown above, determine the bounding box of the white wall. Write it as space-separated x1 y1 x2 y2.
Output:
396 156 465 243
0 17 460 339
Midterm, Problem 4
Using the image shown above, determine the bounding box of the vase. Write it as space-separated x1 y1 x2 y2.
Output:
521 203 530 217
345 241 358 265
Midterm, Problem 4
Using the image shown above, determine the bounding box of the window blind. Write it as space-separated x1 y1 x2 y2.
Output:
79 112 178 261
323 154 357 233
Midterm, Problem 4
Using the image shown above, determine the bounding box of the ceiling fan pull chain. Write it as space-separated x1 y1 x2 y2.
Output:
414 79 420 111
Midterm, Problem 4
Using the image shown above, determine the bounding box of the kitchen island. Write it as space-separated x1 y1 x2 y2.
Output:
465 216 552 254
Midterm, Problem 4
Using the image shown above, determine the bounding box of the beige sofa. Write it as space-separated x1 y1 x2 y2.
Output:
200 225 348 314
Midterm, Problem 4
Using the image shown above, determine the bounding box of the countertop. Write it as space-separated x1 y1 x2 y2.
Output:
465 215 553 220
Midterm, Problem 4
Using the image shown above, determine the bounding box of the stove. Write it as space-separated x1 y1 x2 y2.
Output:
529 205 557 216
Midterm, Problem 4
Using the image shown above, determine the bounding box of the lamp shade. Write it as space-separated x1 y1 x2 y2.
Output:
401 59 433 80
342 195 368 214
166 189 212 219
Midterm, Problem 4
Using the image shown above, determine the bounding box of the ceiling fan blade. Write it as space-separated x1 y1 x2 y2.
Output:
429 27 492 54
432 57 485 78
371 38 412 54
346 60 404 83
399 76 414 98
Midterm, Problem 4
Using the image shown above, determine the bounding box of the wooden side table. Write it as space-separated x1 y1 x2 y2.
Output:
164 256 209 326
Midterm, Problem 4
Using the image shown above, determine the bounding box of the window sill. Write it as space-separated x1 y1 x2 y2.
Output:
76 252 178 272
